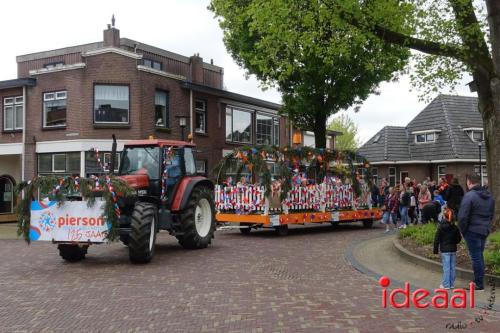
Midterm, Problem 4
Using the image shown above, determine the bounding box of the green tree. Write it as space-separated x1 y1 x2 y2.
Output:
209 0 410 148
327 114 360 151
317 0 500 228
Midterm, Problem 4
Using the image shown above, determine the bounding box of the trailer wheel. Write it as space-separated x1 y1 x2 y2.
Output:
239 223 252 235
129 202 157 263
275 225 288 236
177 186 216 249
58 244 88 262
363 220 374 228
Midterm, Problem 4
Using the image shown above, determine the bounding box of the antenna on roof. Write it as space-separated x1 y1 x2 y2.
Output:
111 14 116 28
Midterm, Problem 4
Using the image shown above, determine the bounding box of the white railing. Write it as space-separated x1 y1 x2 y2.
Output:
214 183 372 214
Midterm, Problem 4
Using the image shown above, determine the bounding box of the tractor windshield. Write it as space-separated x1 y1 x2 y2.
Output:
120 146 160 180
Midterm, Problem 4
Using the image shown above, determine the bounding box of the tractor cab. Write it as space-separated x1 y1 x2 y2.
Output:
118 139 197 203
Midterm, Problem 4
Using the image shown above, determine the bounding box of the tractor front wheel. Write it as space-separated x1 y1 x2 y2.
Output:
58 244 88 262
177 187 216 249
129 202 157 263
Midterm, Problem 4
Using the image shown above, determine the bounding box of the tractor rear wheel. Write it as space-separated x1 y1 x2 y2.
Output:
129 202 157 263
58 244 88 262
177 186 215 249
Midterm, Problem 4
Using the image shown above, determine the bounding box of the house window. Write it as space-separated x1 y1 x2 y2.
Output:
256 113 279 146
473 165 488 186
94 85 129 124
372 167 378 184
195 100 206 133
155 90 169 128
3 96 23 131
415 132 437 143
143 59 162 71
388 167 396 187
226 107 252 143
84 152 120 175
373 134 381 144
43 61 64 69
303 131 315 147
38 152 81 175
196 160 207 175
438 165 447 179
43 91 67 127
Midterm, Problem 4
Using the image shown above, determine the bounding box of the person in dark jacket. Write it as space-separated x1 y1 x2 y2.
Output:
371 183 380 208
434 209 462 289
458 174 495 290
421 201 441 224
445 178 464 217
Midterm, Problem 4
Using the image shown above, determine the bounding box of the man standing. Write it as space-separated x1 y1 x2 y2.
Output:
458 174 495 290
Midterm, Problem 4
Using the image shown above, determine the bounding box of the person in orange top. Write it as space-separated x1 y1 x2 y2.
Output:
418 185 431 210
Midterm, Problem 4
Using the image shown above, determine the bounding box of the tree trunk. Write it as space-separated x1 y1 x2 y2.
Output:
314 112 327 148
484 0 500 230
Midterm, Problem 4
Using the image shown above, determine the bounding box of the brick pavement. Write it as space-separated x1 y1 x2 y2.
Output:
0 223 498 332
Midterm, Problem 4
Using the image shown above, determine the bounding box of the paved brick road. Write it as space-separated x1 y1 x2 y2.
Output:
0 223 498 332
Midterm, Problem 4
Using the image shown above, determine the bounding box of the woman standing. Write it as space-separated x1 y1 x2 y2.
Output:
418 185 431 210
445 178 464 217
399 184 411 229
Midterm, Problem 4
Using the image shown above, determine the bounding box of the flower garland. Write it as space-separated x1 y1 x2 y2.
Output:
15 175 133 243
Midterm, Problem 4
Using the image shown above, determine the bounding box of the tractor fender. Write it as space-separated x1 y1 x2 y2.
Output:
171 177 214 212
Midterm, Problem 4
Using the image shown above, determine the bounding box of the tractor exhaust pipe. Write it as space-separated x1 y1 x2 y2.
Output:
109 134 117 175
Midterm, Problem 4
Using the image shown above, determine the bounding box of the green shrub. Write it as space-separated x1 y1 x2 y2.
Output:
487 232 500 250
399 223 437 246
484 249 500 275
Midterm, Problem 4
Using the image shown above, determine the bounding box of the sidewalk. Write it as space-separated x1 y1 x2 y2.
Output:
349 231 498 307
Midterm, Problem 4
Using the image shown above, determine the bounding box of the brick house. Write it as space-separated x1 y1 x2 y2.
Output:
358 94 487 188
0 23 298 221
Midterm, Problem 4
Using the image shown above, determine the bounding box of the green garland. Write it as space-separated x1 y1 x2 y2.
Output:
214 145 372 198
15 176 134 243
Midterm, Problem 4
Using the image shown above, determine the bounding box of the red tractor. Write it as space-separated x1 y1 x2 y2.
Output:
59 138 216 263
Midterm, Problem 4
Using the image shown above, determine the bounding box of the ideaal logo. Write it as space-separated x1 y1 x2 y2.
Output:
379 276 475 309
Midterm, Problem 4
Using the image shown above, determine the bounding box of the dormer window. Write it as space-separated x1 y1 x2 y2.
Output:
412 130 440 144
463 128 484 142
372 134 381 143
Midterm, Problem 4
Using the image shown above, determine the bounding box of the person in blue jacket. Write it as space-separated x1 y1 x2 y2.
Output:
458 174 495 291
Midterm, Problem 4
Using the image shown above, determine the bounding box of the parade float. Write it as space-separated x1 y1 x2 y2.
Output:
214 145 382 235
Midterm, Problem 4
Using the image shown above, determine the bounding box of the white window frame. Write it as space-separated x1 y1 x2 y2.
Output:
388 167 396 187
437 165 447 179
225 106 253 144
94 85 130 125
400 171 409 184
473 165 488 186
371 167 378 184
413 130 440 144
195 99 207 133
52 154 67 173
43 90 67 128
195 160 207 174
256 112 279 146
103 152 120 172
3 96 23 131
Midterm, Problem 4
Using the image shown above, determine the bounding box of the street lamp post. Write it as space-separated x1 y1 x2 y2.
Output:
177 115 188 141
478 140 483 186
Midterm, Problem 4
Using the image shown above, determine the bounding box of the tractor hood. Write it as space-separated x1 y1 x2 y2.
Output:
118 174 149 189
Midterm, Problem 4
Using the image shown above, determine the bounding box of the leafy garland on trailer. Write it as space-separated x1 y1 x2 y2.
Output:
214 145 372 198
15 149 134 243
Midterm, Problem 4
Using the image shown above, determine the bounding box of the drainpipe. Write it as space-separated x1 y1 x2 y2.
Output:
189 89 194 142
21 86 26 182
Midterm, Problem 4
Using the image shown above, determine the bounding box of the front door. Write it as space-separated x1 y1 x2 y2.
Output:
0 176 14 214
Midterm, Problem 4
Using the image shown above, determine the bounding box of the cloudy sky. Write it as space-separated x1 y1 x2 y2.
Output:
0 0 475 144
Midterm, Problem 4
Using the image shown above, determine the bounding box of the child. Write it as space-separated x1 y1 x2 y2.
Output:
433 190 446 206
433 208 461 289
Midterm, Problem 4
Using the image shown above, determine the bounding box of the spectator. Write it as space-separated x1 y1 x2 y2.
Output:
371 182 380 208
458 174 495 291
421 201 441 224
399 184 411 229
409 187 417 224
379 178 389 207
382 187 399 233
428 180 436 199
418 185 431 210
445 178 464 217
433 190 446 206
433 208 462 289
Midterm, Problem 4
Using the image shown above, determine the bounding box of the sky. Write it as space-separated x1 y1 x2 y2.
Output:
0 0 476 144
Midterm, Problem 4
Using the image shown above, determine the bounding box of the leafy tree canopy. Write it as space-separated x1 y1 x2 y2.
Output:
327 114 360 151
209 0 411 147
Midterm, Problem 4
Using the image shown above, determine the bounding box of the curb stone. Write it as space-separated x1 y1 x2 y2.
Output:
392 237 500 286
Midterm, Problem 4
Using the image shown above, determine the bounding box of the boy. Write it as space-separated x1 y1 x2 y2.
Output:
433 208 462 289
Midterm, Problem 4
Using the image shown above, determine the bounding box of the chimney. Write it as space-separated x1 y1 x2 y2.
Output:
103 21 120 48
189 54 204 84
